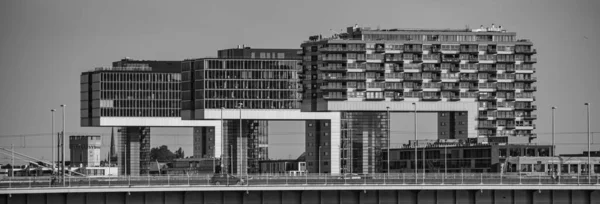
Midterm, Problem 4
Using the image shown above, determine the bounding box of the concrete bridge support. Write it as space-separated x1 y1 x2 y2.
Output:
1 190 598 204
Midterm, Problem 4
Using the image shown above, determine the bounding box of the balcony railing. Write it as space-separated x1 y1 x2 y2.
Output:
403 76 423 81
423 67 441 72
515 77 537 82
460 77 478 81
320 86 347 90
319 66 347 71
323 95 347 100
515 48 537 54
523 58 537 63
515 105 537 110
366 65 385 72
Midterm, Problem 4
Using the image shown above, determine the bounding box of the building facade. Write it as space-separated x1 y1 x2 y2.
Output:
299 25 537 173
69 135 102 167
80 58 181 176
387 141 552 173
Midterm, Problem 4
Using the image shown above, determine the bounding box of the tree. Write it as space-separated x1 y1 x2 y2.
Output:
150 145 176 162
175 147 185 159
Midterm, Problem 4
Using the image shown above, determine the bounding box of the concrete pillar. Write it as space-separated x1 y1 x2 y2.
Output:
145 192 164 204
417 190 436 204
301 191 319 204
340 191 359 204
320 191 338 204
263 191 281 204
243 191 262 204
165 192 184 204
26 194 45 204
493 190 512 204
436 190 455 204
359 190 378 204
551 190 569 204
513 190 532 204
223 192 242 204
86 193 105 204
281 191 301 204
398 190 417 204
455 190 475 204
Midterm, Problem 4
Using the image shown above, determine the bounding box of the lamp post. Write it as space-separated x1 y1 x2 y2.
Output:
51 109 56 174
386 106 390 176
412 102 417 183
319 145 322 176
221 107 224 174
230 145 233 174
585 103 591 184
60 104 66 186
237 103 243 177
552 107 556 157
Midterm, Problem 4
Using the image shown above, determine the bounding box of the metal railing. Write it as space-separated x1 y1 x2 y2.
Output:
2 173 600 189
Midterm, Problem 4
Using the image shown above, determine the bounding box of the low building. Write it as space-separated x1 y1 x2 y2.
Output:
505 156 600 176
387 140 552 173
164 158 220 175
69 135 102 167
76 166 118 177
258 160 306 175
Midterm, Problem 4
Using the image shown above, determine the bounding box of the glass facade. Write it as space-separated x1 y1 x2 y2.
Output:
221 119 268 175
182 59 302 112
340 112 389 174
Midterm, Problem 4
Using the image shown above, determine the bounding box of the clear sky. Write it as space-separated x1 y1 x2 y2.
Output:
1 0 599 164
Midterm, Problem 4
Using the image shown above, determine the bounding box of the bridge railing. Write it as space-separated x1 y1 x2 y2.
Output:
1 173 599 189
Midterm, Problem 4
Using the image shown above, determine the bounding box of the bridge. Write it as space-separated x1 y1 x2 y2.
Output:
2 173 600 204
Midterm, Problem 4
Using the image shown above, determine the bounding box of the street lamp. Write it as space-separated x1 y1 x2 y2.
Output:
412 102 417 183
220 107 224 174
60 104 66 186
237 103 243 177
319 145 322 175
585 103 591 183
552 107 556 157
51 109 56 174
386 106 390 176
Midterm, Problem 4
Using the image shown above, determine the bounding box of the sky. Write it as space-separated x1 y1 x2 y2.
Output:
1 0 600 164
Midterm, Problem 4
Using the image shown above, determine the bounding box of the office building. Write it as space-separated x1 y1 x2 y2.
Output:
80 58 181 176
299 24 537 173
69 135 102 167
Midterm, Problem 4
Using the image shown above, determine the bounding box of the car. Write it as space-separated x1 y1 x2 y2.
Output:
209 174 244 185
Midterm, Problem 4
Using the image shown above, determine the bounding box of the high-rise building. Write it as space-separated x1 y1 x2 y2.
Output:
69 135 102 167
299 24 537 173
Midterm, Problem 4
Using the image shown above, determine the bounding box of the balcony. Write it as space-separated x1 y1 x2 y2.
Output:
412 57 423 63
403 65 422 72
497 87 515 91
522 86 537 91
522 115 537 120
374 47 385 53
478 124 497 129
460 48 479 54
504 124 516 129
442 58 461 63
441 86 459 92
430 76 441 82
460 77 479 82
515 66 535 72
393 95 404 101
478 67 497 73
515 77 537 82
404 48 423 53
366 65 385 72
403 76 423 82
319 66 347 72
320 86 347 91
422 66 441 72
374 76 386 81
515 105 537 110
448 95 460 101
392 66 404 72
496 58 516 63
487 48 497 54
523 58 537 63
322 57 347 62
323 95 347 100
480 105 497 110
384 85 403 91
422 95 441 101
384 57 404 63
496 115 515 119
504 66 516 73
322 76 346 81
515 49 537 54
478 95 496 101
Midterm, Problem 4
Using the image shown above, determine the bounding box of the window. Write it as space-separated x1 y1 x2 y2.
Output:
324 161 329 166
440 122 446 126
441 132 446 135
